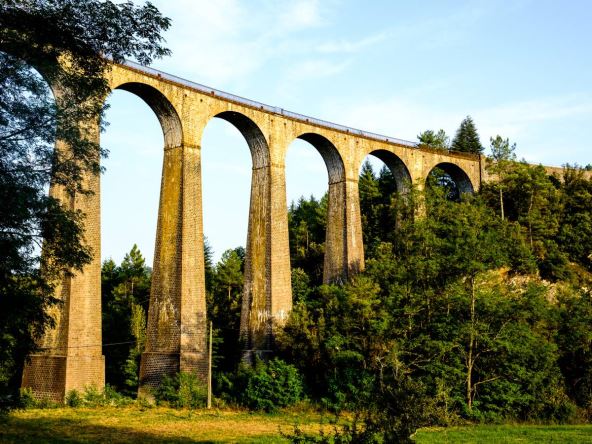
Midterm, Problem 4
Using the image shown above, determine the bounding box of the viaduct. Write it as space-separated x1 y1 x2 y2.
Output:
20 60 526 401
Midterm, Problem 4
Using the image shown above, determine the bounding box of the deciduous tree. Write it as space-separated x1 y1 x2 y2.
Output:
0 0 170 403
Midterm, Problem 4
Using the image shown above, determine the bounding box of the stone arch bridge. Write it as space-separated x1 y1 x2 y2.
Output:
23 61 495 401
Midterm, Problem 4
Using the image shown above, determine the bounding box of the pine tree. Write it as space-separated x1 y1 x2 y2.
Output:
451 116 483 154
359 161 381 255
417 129 450 151
102 245 151 391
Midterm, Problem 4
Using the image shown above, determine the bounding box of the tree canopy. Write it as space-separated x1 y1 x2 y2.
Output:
418 129 450 151
451 116 483 154
0 0 171 404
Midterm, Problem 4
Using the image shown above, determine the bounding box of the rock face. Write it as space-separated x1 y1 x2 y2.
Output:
22 60 493 401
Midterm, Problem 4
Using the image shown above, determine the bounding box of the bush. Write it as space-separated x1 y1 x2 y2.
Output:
82 385 106 406
18 387 37 409
154 372 206 409
65 389 83 407
64 385 133 408
17 387 59 409
235 358 304 412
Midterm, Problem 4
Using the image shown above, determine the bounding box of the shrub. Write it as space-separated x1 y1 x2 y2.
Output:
82 385 106 406
63 385 133 408
18 387 37 409
235 358 304 412
154 372 206 409
65 389 83 407
17 387 59 409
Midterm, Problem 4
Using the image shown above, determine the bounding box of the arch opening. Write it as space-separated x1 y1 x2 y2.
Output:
427 162 474 201
213 111 270 169
285 137 332 289
358 151 412 258
297 133 345 184
115 82 183 148
200 111 269 370
287 133 346 285
101 85 173 392
367 149 412 194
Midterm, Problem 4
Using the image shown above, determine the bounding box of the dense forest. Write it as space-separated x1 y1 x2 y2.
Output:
101 134 592 441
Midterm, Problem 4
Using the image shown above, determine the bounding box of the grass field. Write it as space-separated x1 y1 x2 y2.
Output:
1 407 591 443
414 425 592 443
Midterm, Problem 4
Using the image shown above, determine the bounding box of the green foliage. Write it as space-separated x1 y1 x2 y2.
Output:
451 115 483 154
481 160 579 281
0 0 170 406
289 195 328 285
556 288 592 413
486 135 517 220
418 129 450 151
65 389 83 408
102 245 150 394
358 162 406 257
64 385 133 408
228 358 304 412
18 387 38 409
154 372 206 409
282 161 590 432
206 247 245 373
556 167 592 273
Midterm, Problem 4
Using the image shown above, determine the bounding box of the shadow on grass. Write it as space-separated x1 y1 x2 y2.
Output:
0 415 216 444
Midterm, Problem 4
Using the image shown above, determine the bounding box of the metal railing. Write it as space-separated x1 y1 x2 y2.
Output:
122 60 419 148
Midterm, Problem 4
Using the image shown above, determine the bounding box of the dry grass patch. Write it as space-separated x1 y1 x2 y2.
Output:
1 406 327 443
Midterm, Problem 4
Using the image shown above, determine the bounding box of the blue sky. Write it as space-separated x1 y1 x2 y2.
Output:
101 0 592 265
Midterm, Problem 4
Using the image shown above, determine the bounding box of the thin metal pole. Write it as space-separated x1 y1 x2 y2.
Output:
207 320 212 409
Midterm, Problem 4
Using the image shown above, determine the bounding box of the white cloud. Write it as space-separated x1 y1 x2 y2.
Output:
144 0 337 86
278 0 324 32
317 32 388 54
287 58 352 82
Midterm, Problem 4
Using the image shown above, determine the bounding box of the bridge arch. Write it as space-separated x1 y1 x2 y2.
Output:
356 150 412 258
199 110 274 362
364 149 412 194
426 162 474 200
209 111 270 168
287 132 348 284
296 133 345 184
114 82 183 148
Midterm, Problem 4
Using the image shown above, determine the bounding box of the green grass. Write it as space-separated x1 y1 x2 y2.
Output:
414 424 592 443
1 406 591 443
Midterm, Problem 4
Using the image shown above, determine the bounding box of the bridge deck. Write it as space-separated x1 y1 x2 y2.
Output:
122 60 421 149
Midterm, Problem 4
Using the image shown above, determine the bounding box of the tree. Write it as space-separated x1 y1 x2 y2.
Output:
556 167 592 272
358 160 381 255
486 135 517 220
0 0 170 403
418 129 450 151
102 245 151 393
500 163 566 280
556 288 592 411
208 248 245 373
451 116 483 154
288 195 327 285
